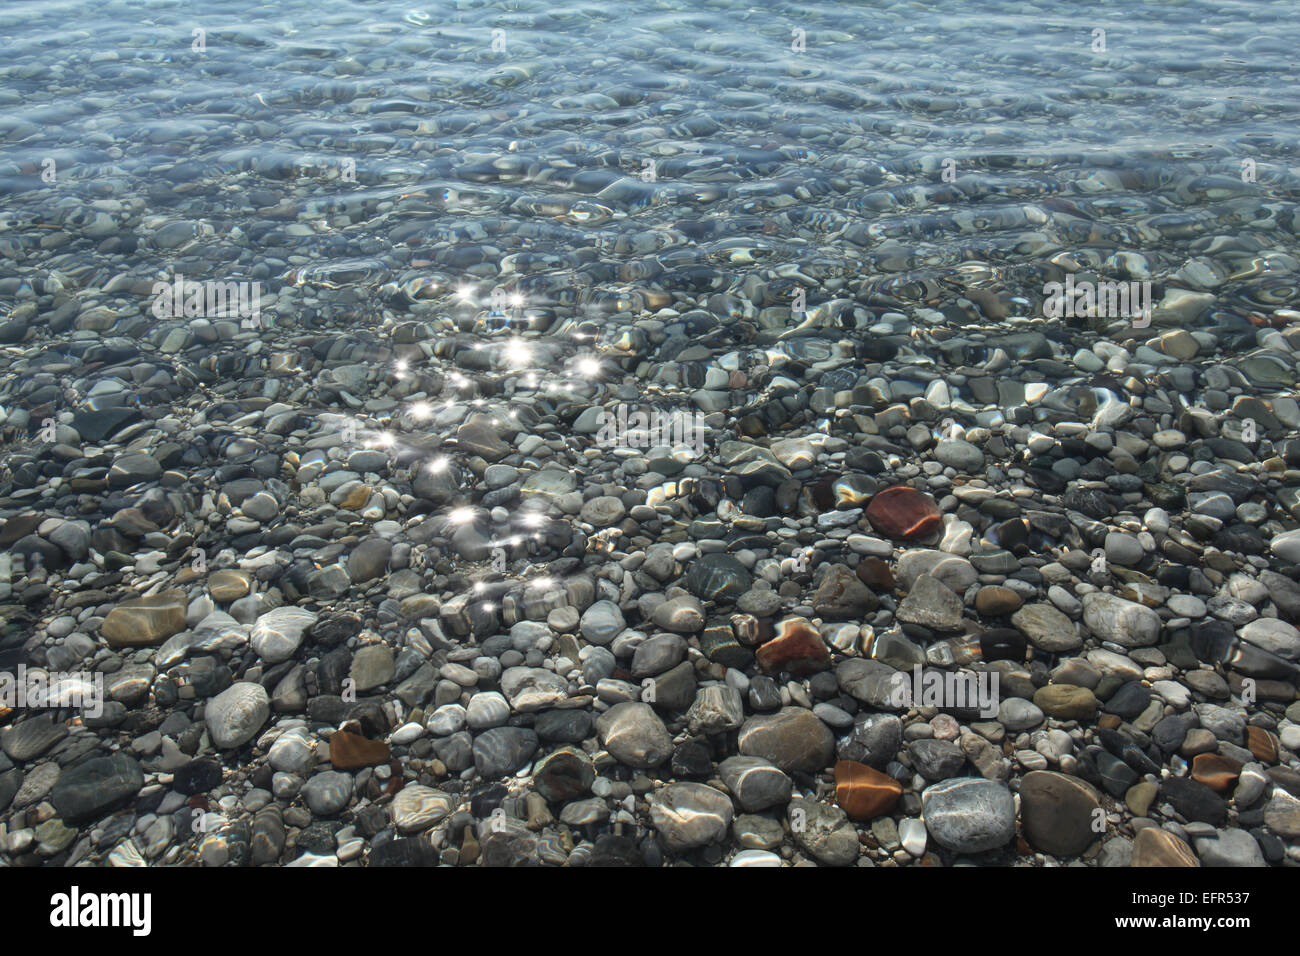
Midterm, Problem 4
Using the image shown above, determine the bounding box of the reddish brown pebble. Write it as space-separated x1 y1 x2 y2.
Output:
865 485 942 540
1247 726 1279 764
835 760 903 820
1191 753 1243 793
755 618 832 676
856 557 895 591
329 730 391 771
975 585 1022 616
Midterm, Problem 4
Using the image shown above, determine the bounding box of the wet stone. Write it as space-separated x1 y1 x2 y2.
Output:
865 486 943 540
50 753 143 824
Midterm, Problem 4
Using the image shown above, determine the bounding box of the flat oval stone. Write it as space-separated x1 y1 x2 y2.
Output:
1082 592 1161 647
533 747 595 803
204 682 270 750
1011 603 1081 652
101 589 188 646
390 784 454 833
50 752 144 824
685 553 752 603
0 715 68 762
718 755 792 812
737 707 834 773
472 726 538 778
300 770 353 817
1019 770 1102 857
1033 684 1098 720
649 782 734 852
975 586 1022 616
1161 776 1228 825
920 777 1015 854
596 702 672 769
866 485 942 540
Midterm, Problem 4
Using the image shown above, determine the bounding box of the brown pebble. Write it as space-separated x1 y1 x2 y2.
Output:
856 557 894 592
1191 753 1242 793
1247 725 1279 764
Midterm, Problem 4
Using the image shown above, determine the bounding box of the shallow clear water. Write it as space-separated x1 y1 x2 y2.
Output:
3 0 1299 336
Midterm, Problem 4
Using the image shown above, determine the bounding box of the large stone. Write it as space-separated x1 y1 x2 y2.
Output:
250 606 317 663
895 550 978 592
718 756 792 812
1237 618 1300 660
650 595 706 633
909 738 966 780
208 570 251 602
50 753 144 824
896 573 963 631
866 486 942 540
0 715 68 762
737 707 834 774
1160 777 1227 826
812 565 878 619
684 553 752 603
580 600 625 644
1082 592 1161 647
301 771 353 816
788 797 859 866
204 682 270 749
49 754 142 822
347 536 392 583
649 783 734 852
1191 754 1241 794
596 702 672 769
472 726 538 778
935 439 985 472
836 658 908 710
1263 789 1300 837
1011 603 1081 652
836 713 902 768
1193 829 1266 867
533 747 594 803
390 784 454 833
921 777 1015 854
1033 684 1098 720
1019 770 1103 857
501 667 569 712
684 684 745 735
101 590 187 646
350 645 395 692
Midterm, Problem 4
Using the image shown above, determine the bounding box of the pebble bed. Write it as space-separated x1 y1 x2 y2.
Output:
1 0 1299 867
